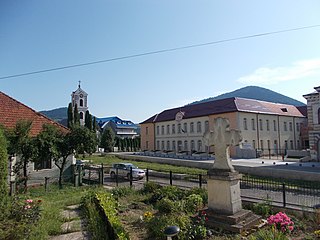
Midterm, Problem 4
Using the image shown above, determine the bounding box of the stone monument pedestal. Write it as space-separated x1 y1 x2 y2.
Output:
206 169 261 233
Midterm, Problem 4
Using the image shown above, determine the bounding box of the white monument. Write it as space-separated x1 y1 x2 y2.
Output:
203 117 260 233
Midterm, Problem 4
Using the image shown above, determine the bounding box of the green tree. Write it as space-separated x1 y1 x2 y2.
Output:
67 102 74 128
100 127 115 152
73 104 80 126
84 110 92 130
9 120 37 192
35 124 74 188
92 116 98 131
0 128 8 202
69 126 97 156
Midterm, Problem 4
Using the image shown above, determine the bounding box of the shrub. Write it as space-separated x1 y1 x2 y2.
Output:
150 185 186 203
141 181 162 194
249 228 288 240
186 211 208 240
184 194 203 214
252 199 272 217
111 186 135 198
187 187 208 204
145 213 191 239
156 198 181 214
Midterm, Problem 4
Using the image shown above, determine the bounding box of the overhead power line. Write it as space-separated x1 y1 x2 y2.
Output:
1 24 320 80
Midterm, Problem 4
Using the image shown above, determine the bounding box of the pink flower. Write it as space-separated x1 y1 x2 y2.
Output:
24 205 31 210
26 199 33 203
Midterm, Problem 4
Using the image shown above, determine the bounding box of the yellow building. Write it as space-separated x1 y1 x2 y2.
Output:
140 97 307 156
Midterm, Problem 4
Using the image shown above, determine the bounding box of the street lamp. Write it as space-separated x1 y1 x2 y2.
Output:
164 226 180 240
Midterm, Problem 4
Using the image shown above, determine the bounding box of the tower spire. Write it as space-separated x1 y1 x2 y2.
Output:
78 80 81 88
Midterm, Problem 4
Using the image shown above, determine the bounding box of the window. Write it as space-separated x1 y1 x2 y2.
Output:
289 122 293 131
243 118 248 130
273 120 277 131
274 140 278 150
178 141 182 152
172 124 175 134
197 121 202 133
197 140 202 152
205 121 209 132
178 123 181 134
191 140 195 151
252 140 256 149
290 140 294 149
167 141 170 150
161 141 164 150
266 120 270 131
296 123 300 132
297 140 300 149
183 122 187 133
156 126 160 135
267 140 270 150
284 122 287 131
172 141 176 151
80 99 83 107
80 112 84 119
146 127 148 135
156 141 160 150
259 119 263 131
252 119 255 130
146 141 149 149
285 140 288 149
161 125 164 135
260 140 264 150
190 122 194 133
184 140 188 151
167 125 170 135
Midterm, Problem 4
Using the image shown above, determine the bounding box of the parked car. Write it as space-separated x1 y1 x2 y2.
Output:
109 163 145 180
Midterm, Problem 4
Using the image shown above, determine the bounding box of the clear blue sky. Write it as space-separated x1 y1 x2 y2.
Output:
1 1 320 123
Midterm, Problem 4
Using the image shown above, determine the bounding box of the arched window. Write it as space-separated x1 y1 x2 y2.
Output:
80 112 84 119
80 99 83 107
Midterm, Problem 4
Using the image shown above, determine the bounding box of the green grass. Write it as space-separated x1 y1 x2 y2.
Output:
24 184 104 240
85 154 207 175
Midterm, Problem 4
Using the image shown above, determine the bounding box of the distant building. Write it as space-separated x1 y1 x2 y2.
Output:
303 86 320 160
140 97 307 157
71 82 88 126
97 116 139 139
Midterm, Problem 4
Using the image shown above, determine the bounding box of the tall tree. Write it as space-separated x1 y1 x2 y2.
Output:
0 128 8 202
73 104 80 126
100 127 115 152
35 124 72 189
67 102 74 128
10 120 36 192
69 126 97 156
92 116 98 131
84 110 92 130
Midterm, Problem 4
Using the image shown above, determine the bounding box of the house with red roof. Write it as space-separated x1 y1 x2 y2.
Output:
140 97 307 158
0 91 72 185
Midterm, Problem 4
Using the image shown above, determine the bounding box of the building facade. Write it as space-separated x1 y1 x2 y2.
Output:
303 86 320 160
97 116 139 139
140 97 307 156
71 82 88 126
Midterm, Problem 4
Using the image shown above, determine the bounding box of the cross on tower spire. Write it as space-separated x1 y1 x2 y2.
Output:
78 80 81 88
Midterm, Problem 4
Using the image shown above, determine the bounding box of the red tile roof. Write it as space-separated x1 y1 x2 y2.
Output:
141 97 306 124
0 91 68 136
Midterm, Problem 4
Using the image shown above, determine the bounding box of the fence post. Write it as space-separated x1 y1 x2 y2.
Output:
170 171 173 186
89 167 91 185
268 149 271 159
101 163 104 185
146 168 149 182
130 167 133 188
116 167 118 187
199 174 202 188
282 183 286 207
45 177 49 192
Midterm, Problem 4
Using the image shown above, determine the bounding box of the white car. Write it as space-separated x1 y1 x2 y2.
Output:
109 163 145 180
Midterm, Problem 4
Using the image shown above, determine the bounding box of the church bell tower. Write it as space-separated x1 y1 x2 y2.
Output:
71 81 88 126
